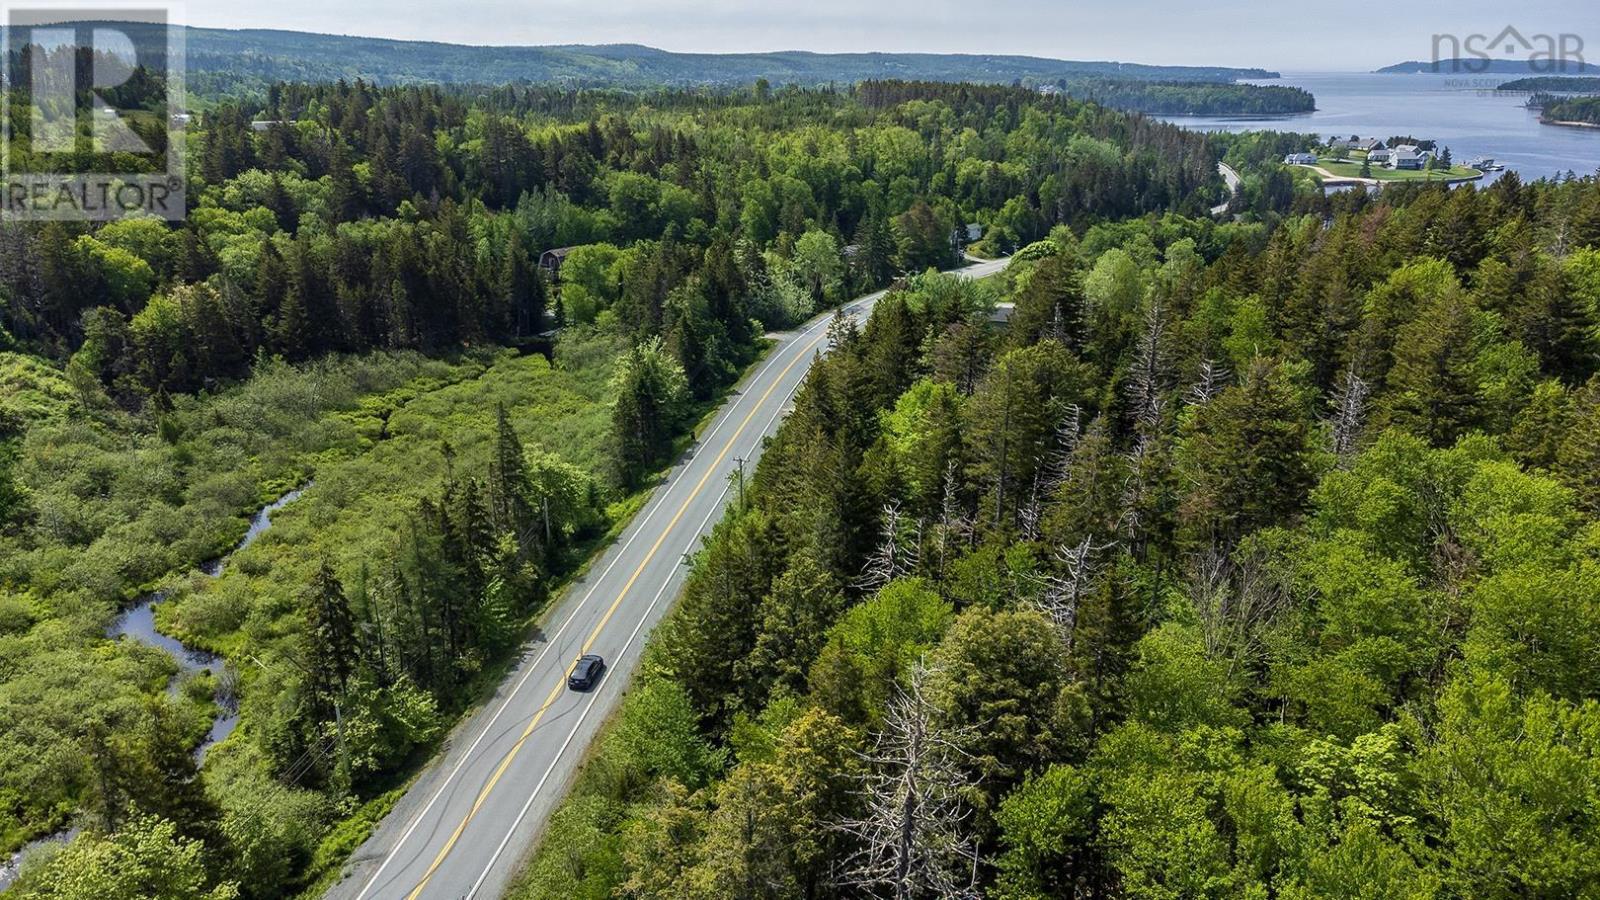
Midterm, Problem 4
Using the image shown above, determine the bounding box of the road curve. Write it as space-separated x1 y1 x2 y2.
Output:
325 255 1011 900
1211 162 1241 216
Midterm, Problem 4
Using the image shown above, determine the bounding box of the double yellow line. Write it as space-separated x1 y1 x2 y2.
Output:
403 327 826 899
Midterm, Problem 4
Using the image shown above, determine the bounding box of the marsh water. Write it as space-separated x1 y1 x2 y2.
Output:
0 484 309 890
1160 71 1600 183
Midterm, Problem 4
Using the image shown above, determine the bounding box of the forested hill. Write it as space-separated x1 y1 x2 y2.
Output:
1378 58 1600 74
0 22 1275 96
176 28 1277 91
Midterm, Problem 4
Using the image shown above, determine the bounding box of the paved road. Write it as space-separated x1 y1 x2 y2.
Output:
1211 162 1241 216
325 255 1011 900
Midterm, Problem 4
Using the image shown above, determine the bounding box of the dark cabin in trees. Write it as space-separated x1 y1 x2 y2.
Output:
540 247 577 279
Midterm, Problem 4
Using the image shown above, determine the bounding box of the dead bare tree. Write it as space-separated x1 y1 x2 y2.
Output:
1117 394 1166 543
1028 535 1117 651
1126 297 1172 430
932 461 972 580
1019 472 1044 542
1041 403 1084 496
859 501 923 592
1188 545 1287 681
836 661 982 900
1188 359 1230 407
1327 364 1371 466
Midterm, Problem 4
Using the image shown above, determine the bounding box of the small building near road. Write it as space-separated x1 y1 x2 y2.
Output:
1284 152 1319 165
1368 148 1393 164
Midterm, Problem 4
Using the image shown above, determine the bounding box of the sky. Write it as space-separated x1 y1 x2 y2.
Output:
181 0 1597 72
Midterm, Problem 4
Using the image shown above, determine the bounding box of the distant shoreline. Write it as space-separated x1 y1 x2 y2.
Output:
1543 118 1600 130
1162 111 1318 123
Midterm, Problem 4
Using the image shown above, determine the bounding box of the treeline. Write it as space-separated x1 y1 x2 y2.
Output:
1055 78 1315 116
517 170 1600 899
1497 75 1600 92
1531 93 1600 125
1 79 1223 405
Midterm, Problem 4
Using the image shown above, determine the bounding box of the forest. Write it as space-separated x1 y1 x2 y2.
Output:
1497 76 1600 93
1532 93 1600 126
0 80 1227 896
1051 79 1315 117
168 27 1278 97
514 171 1600 899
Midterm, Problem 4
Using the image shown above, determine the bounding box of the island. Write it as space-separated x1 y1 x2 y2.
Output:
1496 76 1600 94
1377 58 1600 75
1525 94 1600 128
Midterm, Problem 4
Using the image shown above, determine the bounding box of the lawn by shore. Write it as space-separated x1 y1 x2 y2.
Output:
1290 148 1484 186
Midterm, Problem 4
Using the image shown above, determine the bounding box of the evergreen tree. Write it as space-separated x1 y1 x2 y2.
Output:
1382 294 1484 445
609 337 690 488
1176 358 1315 548
1008 254 1086 351
306 561 357 701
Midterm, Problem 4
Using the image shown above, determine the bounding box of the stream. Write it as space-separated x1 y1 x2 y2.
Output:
0 484 309 891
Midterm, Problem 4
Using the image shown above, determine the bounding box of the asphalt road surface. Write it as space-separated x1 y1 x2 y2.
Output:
326 255 1010 900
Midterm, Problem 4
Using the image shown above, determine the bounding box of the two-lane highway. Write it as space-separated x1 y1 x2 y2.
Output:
326 255 1009 900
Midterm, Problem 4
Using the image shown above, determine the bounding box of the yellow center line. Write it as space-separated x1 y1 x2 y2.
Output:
403 329 825 899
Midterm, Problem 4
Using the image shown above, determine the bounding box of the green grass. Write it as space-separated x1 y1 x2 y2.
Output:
1314 151 1482 183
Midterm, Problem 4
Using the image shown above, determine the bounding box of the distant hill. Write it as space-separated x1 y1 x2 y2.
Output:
0 23 1276 94
1377 59 1600 75
180 29 1278 89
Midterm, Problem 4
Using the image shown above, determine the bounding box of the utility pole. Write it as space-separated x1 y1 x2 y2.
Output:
249 652 347 788
732 456 747 510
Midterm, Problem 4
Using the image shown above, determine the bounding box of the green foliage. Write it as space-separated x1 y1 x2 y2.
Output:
521 170 1600 899
810 579 954 727
13 816 238 900
609 338 690 488
992 765 1096 899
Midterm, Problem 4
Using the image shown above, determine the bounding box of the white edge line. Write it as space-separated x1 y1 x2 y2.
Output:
354 258 997 897
465 321 827 898
349 326 808 899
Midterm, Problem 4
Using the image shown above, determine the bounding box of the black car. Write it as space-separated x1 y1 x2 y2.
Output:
567 654 606 691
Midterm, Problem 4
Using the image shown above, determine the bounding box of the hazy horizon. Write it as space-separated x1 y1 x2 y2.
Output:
175 0 1594 73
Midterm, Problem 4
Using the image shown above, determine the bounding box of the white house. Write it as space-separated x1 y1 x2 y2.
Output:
1284 152 1319 166
1368 148 1393 164
1390 149 1427 170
